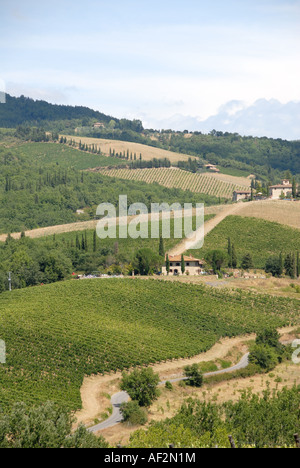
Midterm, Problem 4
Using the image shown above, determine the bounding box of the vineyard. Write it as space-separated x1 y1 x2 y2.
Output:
100 168 251 199
192 215 300 268
0 279 299 412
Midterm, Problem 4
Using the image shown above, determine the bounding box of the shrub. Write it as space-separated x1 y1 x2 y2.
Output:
249 344 279 372
120 401 148 426
165 381 173 391
184 364 203 387
120 367 160 407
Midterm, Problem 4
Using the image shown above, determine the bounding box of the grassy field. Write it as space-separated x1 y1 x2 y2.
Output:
0 278 298 412
99 167 250 199
190 215 300 268
237 200 300 230
62 135 197 163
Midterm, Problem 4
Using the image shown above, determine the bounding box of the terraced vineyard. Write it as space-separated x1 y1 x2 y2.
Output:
100 168 250 199
0 279 298 411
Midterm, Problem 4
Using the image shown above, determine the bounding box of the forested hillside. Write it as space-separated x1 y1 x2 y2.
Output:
1 94 299 179
0 139 219 234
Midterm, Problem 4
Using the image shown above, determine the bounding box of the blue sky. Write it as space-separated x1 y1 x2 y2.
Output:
1 0 300 139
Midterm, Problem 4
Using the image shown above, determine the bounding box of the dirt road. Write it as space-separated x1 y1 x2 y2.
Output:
167 200 257 256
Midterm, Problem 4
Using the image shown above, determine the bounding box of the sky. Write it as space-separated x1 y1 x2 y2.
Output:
0 0 300 139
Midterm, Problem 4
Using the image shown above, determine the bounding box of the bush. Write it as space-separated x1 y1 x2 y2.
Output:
184 364 203 387
249 344 279 372
120 367 160 407
165 381 173 391
120 401 148 426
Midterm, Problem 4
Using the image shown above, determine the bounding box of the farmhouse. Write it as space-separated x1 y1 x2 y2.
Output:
269 179 298 199
233 190 252 202
205 164 220 173
93 122 105 128
162 255 206 276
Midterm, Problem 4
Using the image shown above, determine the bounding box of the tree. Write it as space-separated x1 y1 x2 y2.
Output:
0 402 108 448
206 250 227 274
255 328 282 351
181 254 185 275
231 244 237 268
249 344 279 372
227 238 232 267
292 177 297 198
241 253 253 270
133 248 161 276
184 364 203 387
93 231 97 252
159 236 165 258
284 253 295 278
166 254 170 275
119 401 148 426
120 368 160 407
265 256 283 277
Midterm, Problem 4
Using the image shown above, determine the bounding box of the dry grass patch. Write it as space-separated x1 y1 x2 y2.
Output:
61 135 196 163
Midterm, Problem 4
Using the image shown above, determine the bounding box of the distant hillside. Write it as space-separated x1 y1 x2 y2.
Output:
1 94 300 178
0 94 117 128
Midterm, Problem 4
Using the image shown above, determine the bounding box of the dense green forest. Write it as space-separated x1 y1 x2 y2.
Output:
1 94 299 180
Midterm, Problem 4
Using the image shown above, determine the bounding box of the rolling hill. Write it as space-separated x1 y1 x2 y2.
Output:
97 167 250 199
0 278 298 411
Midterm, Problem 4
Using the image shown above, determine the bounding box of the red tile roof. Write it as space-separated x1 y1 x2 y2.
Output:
166 255 205 263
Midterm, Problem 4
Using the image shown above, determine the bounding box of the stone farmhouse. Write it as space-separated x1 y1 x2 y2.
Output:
269 179 298 199
162 255 206 276
232 190 252 202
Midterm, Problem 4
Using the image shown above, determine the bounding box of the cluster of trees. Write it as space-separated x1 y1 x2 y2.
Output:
0 402 108 448
265 252 300 278
128 384 300 448
15 125 51 142
0 142 219 234
0 234 73 292
203 238 254 275
249 328 291 372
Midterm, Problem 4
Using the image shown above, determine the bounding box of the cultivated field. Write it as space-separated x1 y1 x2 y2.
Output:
98 167 250 199
189 215 300 268
0 279 298 412
61 135 197 163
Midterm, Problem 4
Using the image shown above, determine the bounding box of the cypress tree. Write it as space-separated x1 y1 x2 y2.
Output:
93 231 97 252
159 236 165 257
231 244 237 268
181 254 185 275
166 254 170 275
279 252 284 277
227 237 232 267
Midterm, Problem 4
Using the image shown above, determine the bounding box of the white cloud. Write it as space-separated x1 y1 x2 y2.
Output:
147 99 300 140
